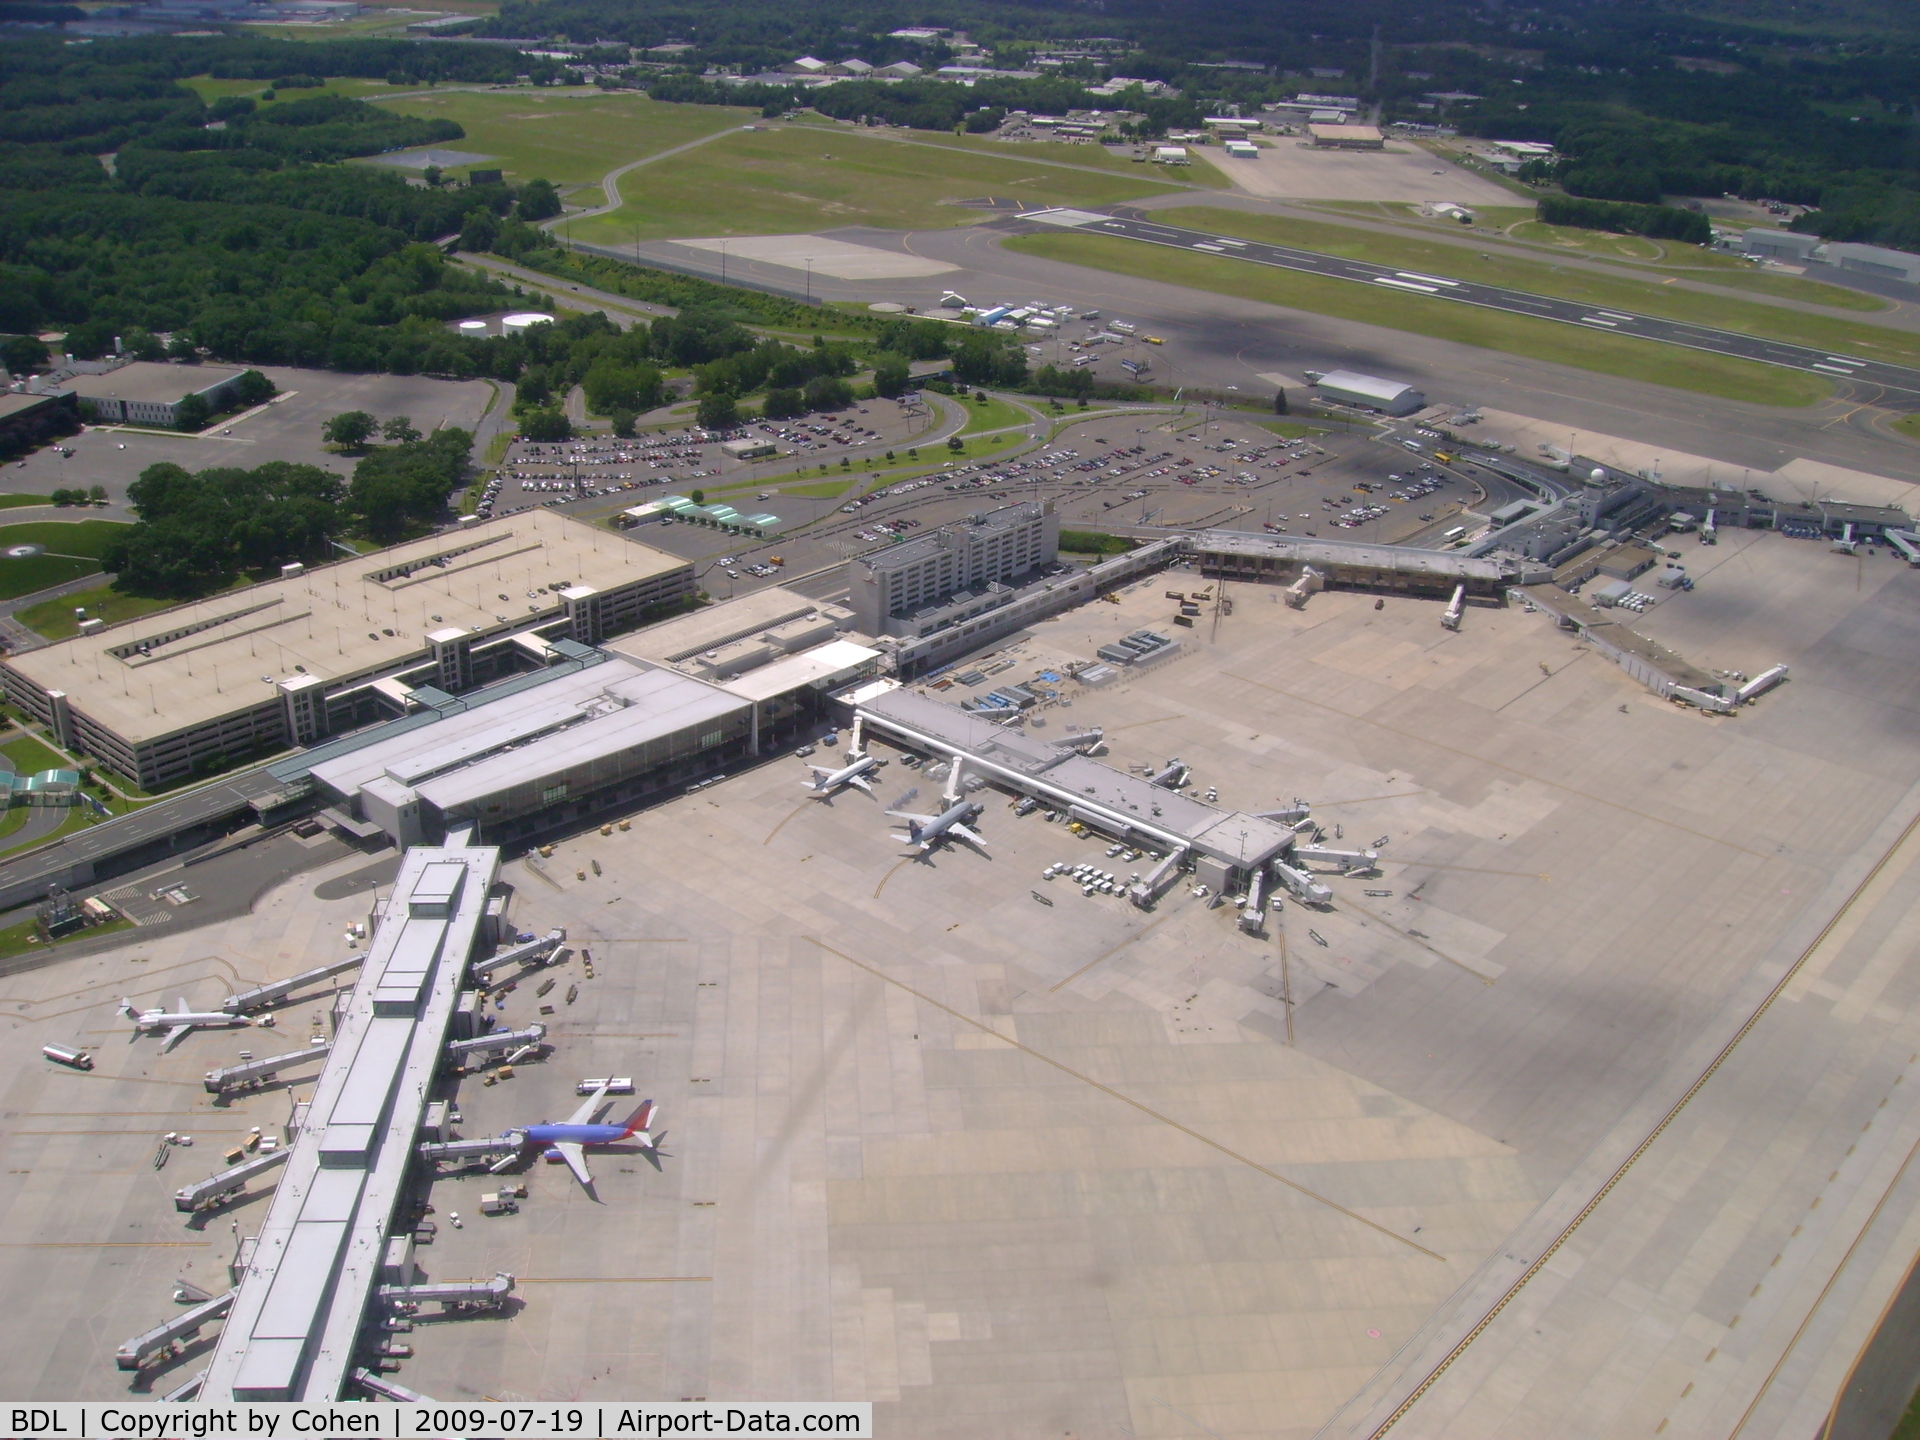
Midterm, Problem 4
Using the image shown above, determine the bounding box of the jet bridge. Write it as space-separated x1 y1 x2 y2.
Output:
222 958 363 1015
469 930 567 982
378 1272 516 1310
174 1147 291 1212
116 1290 235 1370
446 1022 547 1062
204 1042 331 1095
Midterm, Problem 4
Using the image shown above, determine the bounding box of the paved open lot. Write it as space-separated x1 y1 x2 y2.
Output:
5 531 1920 1435
4 368 500 507
1194 143 1518 207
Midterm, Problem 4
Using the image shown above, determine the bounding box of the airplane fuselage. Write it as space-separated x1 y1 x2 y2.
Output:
526 1121 630 1146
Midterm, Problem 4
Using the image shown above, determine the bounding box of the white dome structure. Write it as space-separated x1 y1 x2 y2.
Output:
502 312 556 335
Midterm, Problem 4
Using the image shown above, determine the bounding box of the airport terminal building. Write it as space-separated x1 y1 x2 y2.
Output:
0 512 695 789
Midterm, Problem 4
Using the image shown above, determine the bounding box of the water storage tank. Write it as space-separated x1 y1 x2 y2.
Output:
457 320 489 337
501 312 555 335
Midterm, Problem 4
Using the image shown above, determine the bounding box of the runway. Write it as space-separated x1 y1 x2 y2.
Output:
1020 207 1920 399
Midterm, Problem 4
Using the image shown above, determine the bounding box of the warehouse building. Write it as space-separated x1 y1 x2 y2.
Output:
1310 369 1426 416
1823 242 1920 286
850 501 1060 638
1741 229 1821 263
0 511 694 789
1308 123 1385 149
63 362 247 426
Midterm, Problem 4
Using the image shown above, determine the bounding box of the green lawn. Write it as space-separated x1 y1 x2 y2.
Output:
561 123 1189 246
1006 231 1832 408
0 732 70 775
0 519 129 559
956 394 1034 436
0 911 133 964
1895 413 1920 443
1154 208 1916 361
0 520 131 602
16 582 177 641
0 494 51 509
1260 420 1334 438
372 89 753 187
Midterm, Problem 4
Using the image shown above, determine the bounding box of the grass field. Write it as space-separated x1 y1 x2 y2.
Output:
892 130 1230 189
371 89 755 187
1006 231 1831 408
0 520 129 601
1895 413 1920 443
1154 208 1920 363
0 495 51 509
181 75 403 103
562 123 1190 245
955 394 1034 436
17 582 175 641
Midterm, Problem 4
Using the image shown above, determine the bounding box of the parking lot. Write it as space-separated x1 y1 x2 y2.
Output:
5 367 498 507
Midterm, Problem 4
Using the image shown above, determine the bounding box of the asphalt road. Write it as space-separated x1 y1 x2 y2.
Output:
1031 208 1920 400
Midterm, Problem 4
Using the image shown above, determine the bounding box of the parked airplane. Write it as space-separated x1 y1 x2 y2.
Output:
524 1082 660 1190
803 753 878 797
120 997 254 1053
887 799 987 855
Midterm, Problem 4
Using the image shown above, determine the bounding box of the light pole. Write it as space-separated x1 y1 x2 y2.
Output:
805 258 812 304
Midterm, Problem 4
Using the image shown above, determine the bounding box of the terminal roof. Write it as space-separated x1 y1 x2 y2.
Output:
5 511 686 747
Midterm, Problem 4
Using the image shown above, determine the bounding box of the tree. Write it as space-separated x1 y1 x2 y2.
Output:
515 178 562 221
88 485 107 504
166 333 198 362
763 387 805 420
382 415 422 443
696 393 739 431
689 488 705 504
1273 388 1289 415
1 335 48 375
349 429 472 540
458 208 499 252
519 409 572 442
174 393 211 433
872 357 910 399
234 370 276 407
802 375 852 412
423 165 444 188
946 435 964 452
323 411 378 449
610 410 637 438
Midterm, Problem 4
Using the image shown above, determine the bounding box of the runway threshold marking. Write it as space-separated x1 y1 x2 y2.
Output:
815 939 1445 1261
1222 672 1768 859
1361 800 1920 1437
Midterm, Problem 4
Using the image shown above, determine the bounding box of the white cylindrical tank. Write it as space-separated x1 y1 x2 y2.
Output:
457 320 489 337
501 312 556 335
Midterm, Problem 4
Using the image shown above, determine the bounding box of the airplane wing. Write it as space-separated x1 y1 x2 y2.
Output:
948 823 988 852
563 1081 612 1126
846 774 874 794
886 810 939 825
161 1024 195 1054
552 1141 592 1188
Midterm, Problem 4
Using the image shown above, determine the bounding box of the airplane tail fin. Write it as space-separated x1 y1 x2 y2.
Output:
621 1100 657 1141
118 998 135 1020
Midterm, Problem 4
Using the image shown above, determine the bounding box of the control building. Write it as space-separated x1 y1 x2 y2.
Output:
0 511 693 789
850 501 1060 639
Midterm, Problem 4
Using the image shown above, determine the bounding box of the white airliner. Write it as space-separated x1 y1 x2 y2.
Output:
120 997 254 1053
804 753 878 797
887 799 988 855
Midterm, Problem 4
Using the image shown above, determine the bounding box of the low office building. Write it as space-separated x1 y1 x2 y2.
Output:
850 501 1060 638
0 511 693 789
63 362 246 426
0 390 80 455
